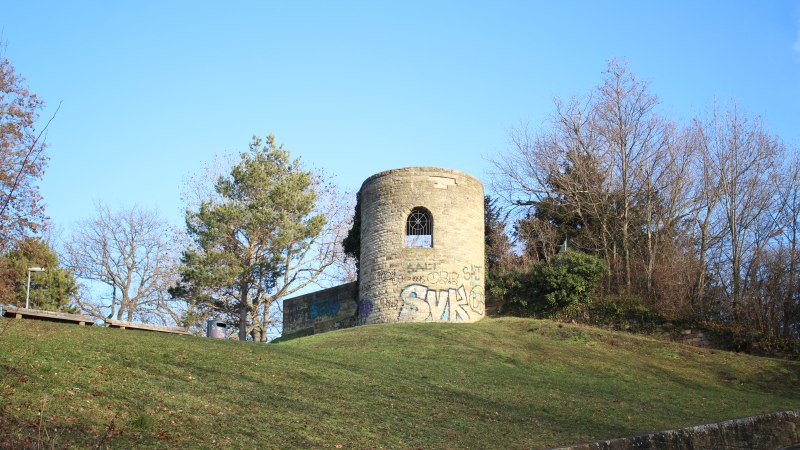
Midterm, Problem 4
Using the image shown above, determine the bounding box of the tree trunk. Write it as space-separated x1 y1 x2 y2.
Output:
108 284 116 319
694 212 713 316
238 281 249 341
116 299 125 320
785 215 797 336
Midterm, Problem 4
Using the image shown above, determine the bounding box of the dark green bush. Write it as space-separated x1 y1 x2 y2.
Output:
506 250 608 315
486 267 522 315
534 250 608 308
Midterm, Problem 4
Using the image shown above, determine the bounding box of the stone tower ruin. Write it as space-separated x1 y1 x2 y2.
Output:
281 166 485 338
357 167 485 324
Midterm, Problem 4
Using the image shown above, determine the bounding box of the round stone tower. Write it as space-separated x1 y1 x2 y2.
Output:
357 167 485 325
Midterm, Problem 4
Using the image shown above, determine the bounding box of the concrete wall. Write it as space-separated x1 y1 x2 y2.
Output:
358 167 485 325
553 409 800 450
281 282 358 338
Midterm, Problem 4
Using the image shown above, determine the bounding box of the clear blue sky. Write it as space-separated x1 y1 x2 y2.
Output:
3 1 800 236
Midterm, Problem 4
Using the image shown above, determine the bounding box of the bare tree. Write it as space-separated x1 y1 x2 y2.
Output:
686 118 725 314
593 60 673 290
317 185 358 284
491 61 674 296
493 97 615 260
252 176 355 341
637 124 698 310
700 105 783 322
64 204 185 325
489 59 800 340
770 153 800 336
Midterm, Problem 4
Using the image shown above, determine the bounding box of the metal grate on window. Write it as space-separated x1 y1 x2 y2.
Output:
407 208 432 236
406 207 433 248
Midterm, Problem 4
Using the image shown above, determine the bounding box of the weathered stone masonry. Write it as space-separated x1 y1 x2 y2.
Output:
553 409 800 450
358 167 485 325
282 167 486 336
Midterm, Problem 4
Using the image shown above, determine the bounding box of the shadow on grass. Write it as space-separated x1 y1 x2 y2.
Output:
2 317 800 449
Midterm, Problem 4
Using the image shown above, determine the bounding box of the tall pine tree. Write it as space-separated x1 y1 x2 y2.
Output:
172 135 328 341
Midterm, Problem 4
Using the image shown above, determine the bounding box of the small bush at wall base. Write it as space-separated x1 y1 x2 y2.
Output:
523 296 800 360
696 322 800 360
583 295 666 333
529 295 664 333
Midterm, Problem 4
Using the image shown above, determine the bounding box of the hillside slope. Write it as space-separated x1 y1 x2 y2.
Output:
0 316 798 448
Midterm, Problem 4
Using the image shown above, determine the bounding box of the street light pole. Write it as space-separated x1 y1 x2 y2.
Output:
25 267 45 309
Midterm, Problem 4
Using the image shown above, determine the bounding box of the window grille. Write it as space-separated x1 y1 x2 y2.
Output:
406 207 433 248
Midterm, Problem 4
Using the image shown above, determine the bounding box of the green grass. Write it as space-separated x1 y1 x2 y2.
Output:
1 317 799 449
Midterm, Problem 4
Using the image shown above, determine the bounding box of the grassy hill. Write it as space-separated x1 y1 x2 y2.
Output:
1 316 798 449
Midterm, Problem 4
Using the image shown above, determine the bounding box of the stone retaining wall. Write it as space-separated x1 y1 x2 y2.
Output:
552 409 800 450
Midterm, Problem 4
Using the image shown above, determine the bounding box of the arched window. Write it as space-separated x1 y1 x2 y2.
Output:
406 207 433 248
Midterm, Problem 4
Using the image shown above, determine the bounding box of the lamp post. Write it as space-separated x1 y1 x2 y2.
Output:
25 267 45 309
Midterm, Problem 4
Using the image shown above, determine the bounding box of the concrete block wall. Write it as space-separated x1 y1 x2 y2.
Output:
281 282 358 338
